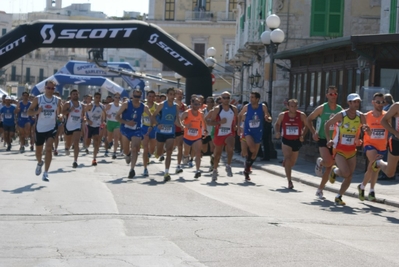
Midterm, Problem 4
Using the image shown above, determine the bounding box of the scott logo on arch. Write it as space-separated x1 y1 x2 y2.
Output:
148 34 193 67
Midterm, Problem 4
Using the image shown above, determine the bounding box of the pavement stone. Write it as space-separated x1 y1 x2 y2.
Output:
231 149 399 208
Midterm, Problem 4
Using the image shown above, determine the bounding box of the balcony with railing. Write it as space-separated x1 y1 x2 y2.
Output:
216 11 236 22
185 11 214 21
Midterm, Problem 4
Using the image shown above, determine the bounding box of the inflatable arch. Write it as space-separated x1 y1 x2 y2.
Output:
0 20 212 102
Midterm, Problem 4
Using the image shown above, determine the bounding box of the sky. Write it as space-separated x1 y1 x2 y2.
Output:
1 0 149 17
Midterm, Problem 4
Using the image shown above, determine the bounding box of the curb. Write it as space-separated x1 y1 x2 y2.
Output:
233 157 399 209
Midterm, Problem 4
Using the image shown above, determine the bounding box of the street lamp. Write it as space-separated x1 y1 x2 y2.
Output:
144 81 150 92
261 14 285 116
205 47 217 70
174 72 182 89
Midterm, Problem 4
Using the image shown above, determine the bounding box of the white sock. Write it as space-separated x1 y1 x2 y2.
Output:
370 189 375 193
333 168 339 175
360 184 365 190
165 169 169 174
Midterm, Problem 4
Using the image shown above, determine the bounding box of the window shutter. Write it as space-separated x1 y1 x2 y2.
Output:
328 0 343 36
311 0 327 36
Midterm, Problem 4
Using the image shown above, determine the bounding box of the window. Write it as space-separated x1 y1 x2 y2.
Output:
194 43 205 59
193 0 210 11
228 0 237 12
53 69 58 74
11 66 16 81
165 0 175 20
310 0 344 37
1 29 6 36
26 67 31 83
390 0 397 33
39 68 44 81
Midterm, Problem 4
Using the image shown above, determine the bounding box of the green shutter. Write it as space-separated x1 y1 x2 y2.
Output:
247 5 251 19
311 0 343 37
390 0 397 33
327 0 343 36
311 0 327 36
240 15 244 30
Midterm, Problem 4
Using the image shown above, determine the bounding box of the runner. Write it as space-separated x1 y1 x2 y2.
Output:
357 93 387 201
52 91 64 156
0 96 17 151
105 93 121 159
238 92 272 181
209 91 238 181
27 80 61 181
151 88 184 181
62 89 85 168
174 89 188 173
372 100 399 179
181 97 206 178
116 89 152 178
274 99 308 189
202 96 215 171
141 90 158 176
307 85 343 199
85 92 105 166
15 92 32 153
325 93 368 205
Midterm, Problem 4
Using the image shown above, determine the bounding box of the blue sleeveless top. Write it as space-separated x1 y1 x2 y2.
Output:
121 100 144 131
157 100 177 135
244 104 264 135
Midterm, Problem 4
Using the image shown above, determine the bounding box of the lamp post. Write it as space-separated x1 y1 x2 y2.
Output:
144 81 150 92
174 72 182 89
261 14 285 116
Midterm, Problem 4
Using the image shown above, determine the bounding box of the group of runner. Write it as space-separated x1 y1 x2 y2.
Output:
1 81 398 206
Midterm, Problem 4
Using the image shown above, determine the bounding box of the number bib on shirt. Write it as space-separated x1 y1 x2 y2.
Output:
21 111 28 118
4 113 12 119
286 126 299 136
71 115 80 122
341 134 355 145
219 127 231 136
43 110 54 118
160 125 173 134
249 119 260 128
370 129 386 139
143 116 150 125
188 128 198 136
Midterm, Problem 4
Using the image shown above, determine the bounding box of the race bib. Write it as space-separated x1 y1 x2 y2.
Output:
188 128 198 136
160 125 173 134
43 110 54 118
21 112 28 118
371 129 386 139
249 120 260 128
329 124 335 131
143 116 150 125
71 115 80 122
286 126 299 136
341 134 355 145
219 127 231 136
4 113 12 119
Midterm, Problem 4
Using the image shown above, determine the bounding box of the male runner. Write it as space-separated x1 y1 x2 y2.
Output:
105 93 121 159
307 85 343 199
28 80 61 181
174 89 187 173
238 92 272 181
151 88 184 181
358 93 387 201
274 99 308 189
209 91 238 181
63 89 85 168
16 92 32 153
202 96 215 171
181 97 206 178
325 93 368 205
141 90 157 176
116 89 152 178
0 96 17 151
85 92 105 166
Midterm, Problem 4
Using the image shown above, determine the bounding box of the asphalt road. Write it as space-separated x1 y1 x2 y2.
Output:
1 144 399 267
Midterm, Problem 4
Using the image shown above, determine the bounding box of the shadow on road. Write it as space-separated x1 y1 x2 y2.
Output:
141 179 166 186
2 183 46 194
48 168 75 174
105 178 131 184
270 187 302 193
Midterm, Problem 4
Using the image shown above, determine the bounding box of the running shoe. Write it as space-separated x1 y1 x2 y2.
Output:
357 184 365 201
329 165 337 184
183 156 189 165
208 166 214 172
108 141 113 149
72 162 78 168
159 155 165 162
315 157 323 177
212 170 218 181
288 180 294 189
30 145 34 151
194 170 201 179
54 150 58 156
188 161 194 168
35 161 44 176
65 149 70 156
128 169 135 179
226 165 233 177
42 172 49 182
244 171 251 181
92 159 97 166
335 196 346 205
6 144 11 151
112 152 117 159
104 150 109 157
175 167 183 174
164 173 171 182
368 191 377 202
315 190 325 199
371 160 380 172
143 168 149 177
125 153 131 164
19 147 24 153
85 148 89 154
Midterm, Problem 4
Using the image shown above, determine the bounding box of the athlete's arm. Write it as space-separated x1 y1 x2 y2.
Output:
381 103 399 138
274 112 284 139
115 102 132 126
324 112 343 146
56 97 62 117
238 105 248 126
175 105 184 128
306 104 323 138
300 112 309 141
262 104 272 122
28 97 41 116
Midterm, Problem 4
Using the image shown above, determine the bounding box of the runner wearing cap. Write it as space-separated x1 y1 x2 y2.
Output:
0 96 17 151
325 93 369 206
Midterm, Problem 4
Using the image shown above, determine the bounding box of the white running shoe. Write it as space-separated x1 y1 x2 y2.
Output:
35 161 44 176
315 157 323 177
315 190 325 199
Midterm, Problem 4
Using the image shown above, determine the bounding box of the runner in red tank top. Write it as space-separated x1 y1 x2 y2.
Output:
275 99 308 189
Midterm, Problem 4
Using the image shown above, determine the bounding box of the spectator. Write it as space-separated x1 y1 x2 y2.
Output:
383 94 394 111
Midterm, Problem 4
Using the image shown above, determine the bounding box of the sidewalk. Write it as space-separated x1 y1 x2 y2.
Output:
232 149 399 208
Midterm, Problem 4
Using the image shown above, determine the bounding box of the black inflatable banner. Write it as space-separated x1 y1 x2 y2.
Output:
0 20 212 102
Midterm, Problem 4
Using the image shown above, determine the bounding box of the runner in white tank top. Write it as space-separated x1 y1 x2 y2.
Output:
62 89 85 168
105 94 122 159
